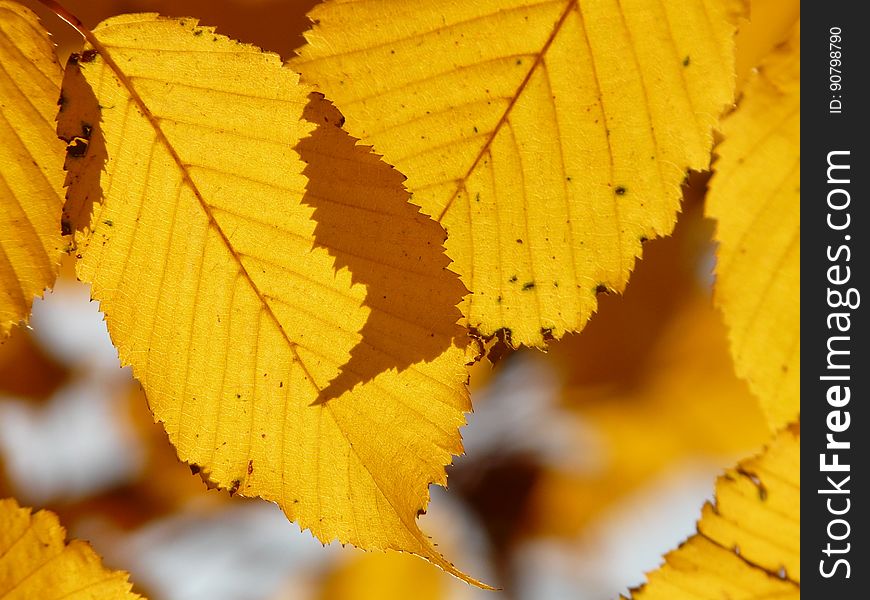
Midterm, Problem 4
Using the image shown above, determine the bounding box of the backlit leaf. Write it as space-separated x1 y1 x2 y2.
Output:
707 24 799 431
629 424 799 599
61 15 481 585
0 1 66 337
293 0 745 347
0 497 141 599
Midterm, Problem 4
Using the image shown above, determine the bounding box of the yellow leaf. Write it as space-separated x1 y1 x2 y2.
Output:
293 0 746 347
629 424 799 599
61 15 483 585
0 1 66 337
0 497 141 599
734 0 799 89
317 552 445 600
707 24 799 431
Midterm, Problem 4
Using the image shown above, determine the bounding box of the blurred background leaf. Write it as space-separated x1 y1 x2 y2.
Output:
0 1 791 598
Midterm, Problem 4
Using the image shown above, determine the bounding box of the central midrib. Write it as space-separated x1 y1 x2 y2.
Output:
434 0 578 223
82 30 324 393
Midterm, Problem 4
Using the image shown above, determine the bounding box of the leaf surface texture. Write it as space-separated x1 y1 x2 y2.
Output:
0 497 141 599
707 25 800 431
62 14 478 584
0 1 66 337
294 0 745 346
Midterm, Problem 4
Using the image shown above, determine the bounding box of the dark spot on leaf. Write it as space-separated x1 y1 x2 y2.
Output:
682 55 691 67
81 49 98 63
516 238 523 244
247 460 254 475
189 464 201 475
522 281 535 291
194 29 203 36
738 467 768 501
65 138 88 158
102 219 113 227
615 186 627 196
229 479 241 496
509 275 518 283
595 284 609 294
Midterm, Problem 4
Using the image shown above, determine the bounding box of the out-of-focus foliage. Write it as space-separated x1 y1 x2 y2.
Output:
530 200 770 536
0 326 68 400
733 0 799 89
0 0 800 597
629 424 799 600
317 552 445 600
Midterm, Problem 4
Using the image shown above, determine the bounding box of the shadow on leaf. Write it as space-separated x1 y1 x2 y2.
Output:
297 94 468 402
57 53 107 238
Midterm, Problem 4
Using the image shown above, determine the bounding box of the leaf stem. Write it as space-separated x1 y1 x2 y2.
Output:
33 0 87 39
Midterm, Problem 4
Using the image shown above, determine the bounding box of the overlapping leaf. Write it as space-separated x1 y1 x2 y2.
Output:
0 1 66 337
0 497 141 599
708 24 799 431
629 424 799 599
294 0 746 346
61 14 480 584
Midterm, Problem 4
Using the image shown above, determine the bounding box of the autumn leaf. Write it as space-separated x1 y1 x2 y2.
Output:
733 0 799 89
629 423 799 599
60 14 483 585
317 551 445 600
0 1 66 337
0 497 141 598
707 24 799 431
293 0 746 347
